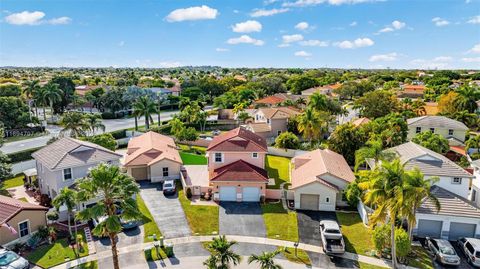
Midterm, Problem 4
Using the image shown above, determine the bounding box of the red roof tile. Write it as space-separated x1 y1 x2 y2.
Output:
210 160 269 182
0 195 47 224
207 127 267 152
254 95 286 105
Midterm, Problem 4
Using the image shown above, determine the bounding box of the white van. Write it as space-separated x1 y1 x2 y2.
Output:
458 237 480 267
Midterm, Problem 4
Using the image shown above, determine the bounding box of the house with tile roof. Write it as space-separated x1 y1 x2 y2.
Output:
245 107 300 140
398 84 426 98
0 195 48 246
301 84 341 96
290 149 355 211
407 116 469 146
253 93 304 108
124 131 182 182
206 127 269 202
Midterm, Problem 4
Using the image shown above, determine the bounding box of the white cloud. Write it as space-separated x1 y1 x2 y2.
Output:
335 37 374 49
433 56 452 62
299 39 329 47
232 20 262 33
250 8 289 17
282 34 304 43
158 61 182 68
165 5 218 22
48 16 71 25
118 41 125 47
462 57 480 63
227 35 265 46
379 27 394 33
5 11 45 25
283 0 377 7
410 56 452 69
350 21 357 26
216 48 229 52
469 43 480 54
295 21 309 30
392 20 406 29
278 43 291 48
467 15 480 24
369 52 397 62
432 17 450 26
294 50 312 57
377 20 405 34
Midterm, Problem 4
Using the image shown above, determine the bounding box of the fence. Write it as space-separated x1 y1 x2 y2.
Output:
357 200 372 226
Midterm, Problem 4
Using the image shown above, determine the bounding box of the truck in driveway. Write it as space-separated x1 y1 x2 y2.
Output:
319 220 345 255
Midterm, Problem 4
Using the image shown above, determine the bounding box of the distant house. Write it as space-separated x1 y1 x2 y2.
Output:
407 116 469 146
290 149 355 211
146 87 173 96
206 127 269 202
398 84 425 98
0 195 48 246
124 131 182 182
253 93 304 108
74 85 104 97
245 107 300 140
301 84 341 96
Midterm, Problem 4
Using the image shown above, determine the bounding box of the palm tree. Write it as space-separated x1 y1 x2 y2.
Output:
52 187 77 238
76 164 142 269
466 135 480 155
297 107 322 142
84 113 105 135
452 110 478 128
204 235 241 269
455 86 480 113
358 159 407 268
23 80 40 117
248 250 282 269
133 96 157 130
34 86 48 121
59 112 89 138
308 92 328 111
354 139 395 171
42 83 63 123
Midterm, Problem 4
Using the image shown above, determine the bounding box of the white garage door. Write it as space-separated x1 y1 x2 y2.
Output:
300 194 319 211
417 219 442 238
242 187 260 202
219 187 237 201
449 222 476 240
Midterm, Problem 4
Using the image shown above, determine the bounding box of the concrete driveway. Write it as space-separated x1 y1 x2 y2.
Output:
139 182 191 239
219 202 266 237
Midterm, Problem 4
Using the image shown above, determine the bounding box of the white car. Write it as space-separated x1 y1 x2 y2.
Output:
319 220 345 255
163 180 176 195
458 237 480 267
0 249 29 269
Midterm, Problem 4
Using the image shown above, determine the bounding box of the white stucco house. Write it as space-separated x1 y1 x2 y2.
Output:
407 116 469 146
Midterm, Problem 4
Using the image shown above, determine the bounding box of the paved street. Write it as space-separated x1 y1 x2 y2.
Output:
219 202 267 237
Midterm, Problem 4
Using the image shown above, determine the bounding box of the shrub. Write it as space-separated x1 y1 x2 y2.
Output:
7 147 41 163
395 228 411 263
110 129 127 139
186 187 192 199
372 224 391 256
344 181 361 207
274 131 300 149
84 133 116 151
36 226 50 241
46 211 59 221
101 111 116 119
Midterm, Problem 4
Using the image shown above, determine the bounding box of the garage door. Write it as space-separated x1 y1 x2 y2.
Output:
219 187 237 201
449 222 476 240
242 187 260 202
300 194 319 211
131 167 148 181
417 219 442 238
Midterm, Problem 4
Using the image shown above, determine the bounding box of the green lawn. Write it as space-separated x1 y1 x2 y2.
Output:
407 246 434 269
178 184 219 235
76 261 98 269
261 202 298 242
265 155 291 189
27 231 89 268
0 175 25 196
336 212 375 256
279 247 311 266
180 152 207 165
136 195 162 242
357 261 389 269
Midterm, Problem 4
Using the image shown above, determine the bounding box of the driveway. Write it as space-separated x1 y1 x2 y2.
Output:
139 182 191 239
219 202 267 237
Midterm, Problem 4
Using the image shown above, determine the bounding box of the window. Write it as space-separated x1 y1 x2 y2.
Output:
267 119 271 124
162 167 169 177
277 130 282 136
63 168 72 181
448 129 454 136
416 127 422 133
472 189 477 202
214 153 223 163
466 242 475 254
18 221 29 237
452 177 462 184
430 128 435 133
325 197 330 203
252 152 258 158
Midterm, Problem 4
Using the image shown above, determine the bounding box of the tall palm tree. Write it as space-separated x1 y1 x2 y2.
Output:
84 113 106 135
23 80 40 117
59 112 89 138
133 96 157 130
42 83 63 122
452 110 478 128
76 164 142 269
455 86 480 113
204 235 241 269
297 107 322 142
34 86 48 121
358 159 407 269
308 92 328 111
466 135 480 155
52 187 77 238
354 139 395 171
248 250 282 269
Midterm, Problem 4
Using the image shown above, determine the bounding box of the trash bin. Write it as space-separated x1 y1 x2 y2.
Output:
164 242 174 257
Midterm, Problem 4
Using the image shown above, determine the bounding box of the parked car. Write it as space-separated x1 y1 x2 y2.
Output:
426 237 460 266
319 220 345 255
457 237 480 267
163 180 176 195
0 248 29 269
93 210 139 231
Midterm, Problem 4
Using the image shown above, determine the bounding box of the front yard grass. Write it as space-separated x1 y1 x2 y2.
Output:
136 195 162 242
279 247 311 266
76 261 98 269
261 202 298 242
1 175 24 189
178 184 219 235
265 155 291 189
27 231 88 268
336 212 375 256
357 261 389 269
180 152 207 165
407 246 434 269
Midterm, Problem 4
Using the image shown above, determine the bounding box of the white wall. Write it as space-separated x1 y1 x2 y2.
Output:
293 182 337 211
429 175 470 199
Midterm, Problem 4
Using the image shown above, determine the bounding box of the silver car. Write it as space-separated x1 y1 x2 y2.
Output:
426 237 460 266
0 249 29 269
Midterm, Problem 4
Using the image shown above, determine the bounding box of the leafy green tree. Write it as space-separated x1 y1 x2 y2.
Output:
354 90 399 119
85 133 116 151
76 164 142 269
455 86 480 113
451 110 478 128
204 235 242 269
286 74 319 94
85 88 105 112
0 84 22 97
59 111 89 138
51 76 75 113
372 224 391 256
99 88 126 113
412 131 449 154
274 132 300 149
0 152 12 181
52 187 77 238
169 118 185 137
395 228 411 263
248 249 282 269
354 139 395 171
344 180 362 207
438 91 459 116
133 96 157 130
466 135 480 155
181 86 203 100
328 123 366 165
0 97 32 129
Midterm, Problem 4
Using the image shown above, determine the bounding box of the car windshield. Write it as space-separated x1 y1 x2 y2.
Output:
164 183 173 188
440 247 455 255
0 251 19 266
325 229 341 234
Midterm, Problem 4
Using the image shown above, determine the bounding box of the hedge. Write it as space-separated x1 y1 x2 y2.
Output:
7 147 42 163
110 129 127 139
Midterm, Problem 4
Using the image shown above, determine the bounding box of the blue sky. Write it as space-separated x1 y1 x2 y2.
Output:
1 0 479 69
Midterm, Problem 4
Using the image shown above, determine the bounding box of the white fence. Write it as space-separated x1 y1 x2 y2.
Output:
267 147 308 158
11 160 36 175
357 200 372 226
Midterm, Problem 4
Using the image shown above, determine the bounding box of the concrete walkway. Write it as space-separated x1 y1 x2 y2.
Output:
50 235 392 269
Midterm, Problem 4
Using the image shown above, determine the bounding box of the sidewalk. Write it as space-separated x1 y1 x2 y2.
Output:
50 234 392 269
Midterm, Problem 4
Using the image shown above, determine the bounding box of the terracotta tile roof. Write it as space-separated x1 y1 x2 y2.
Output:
291 149 355 189
207 127 267 152
449 146 467 156
352 117 371 127
254 95 286 105
247 122 271 133
403 84 426 92
0 195 47 225
210 160 268 182
259 107 301 119
125 131 182 166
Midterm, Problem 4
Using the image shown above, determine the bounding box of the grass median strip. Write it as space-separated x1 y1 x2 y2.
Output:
279 247 311 266
262 202 298 242
136 195 162 242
